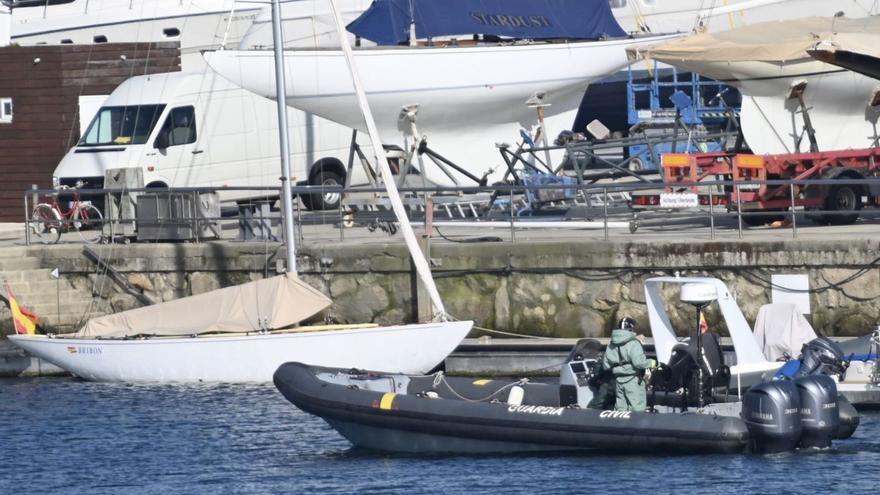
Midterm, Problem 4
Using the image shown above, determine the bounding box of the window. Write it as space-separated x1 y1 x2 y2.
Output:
155 106 197 148
163 27 180 38
0 97 12 124
79 104 166 146
93 35 107 43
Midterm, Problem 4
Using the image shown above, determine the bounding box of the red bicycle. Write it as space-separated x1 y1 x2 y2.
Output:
30 184 103 244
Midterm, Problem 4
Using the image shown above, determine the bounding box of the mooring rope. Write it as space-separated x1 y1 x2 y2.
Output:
431 372 529 403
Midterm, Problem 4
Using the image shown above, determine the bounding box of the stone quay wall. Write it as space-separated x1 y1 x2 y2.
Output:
10 238 880 338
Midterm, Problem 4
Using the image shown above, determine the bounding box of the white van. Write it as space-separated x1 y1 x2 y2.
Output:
54 71 368 209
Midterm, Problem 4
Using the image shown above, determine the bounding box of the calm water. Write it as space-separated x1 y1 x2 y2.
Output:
2 377 879 494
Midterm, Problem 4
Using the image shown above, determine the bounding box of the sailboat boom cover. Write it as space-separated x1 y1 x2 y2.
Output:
76 273 332 338
347 0 626 45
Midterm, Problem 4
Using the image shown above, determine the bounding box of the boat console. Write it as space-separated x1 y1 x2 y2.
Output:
559 359 598 408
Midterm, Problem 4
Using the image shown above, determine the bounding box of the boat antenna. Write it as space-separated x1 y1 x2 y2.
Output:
270 0 297 273
326 0 447 320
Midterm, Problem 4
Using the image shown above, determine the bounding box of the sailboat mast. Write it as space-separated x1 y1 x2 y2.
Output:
326 0 447 320
270 0 297 273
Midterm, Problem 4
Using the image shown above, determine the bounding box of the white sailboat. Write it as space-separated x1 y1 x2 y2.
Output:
628 16 880 155
205 0 682 187
7 275 470 382
7 0 473 383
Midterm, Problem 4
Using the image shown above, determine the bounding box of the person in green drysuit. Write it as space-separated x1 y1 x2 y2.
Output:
601 317 657 412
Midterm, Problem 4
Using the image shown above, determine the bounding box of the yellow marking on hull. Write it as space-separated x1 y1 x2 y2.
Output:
472 379 493 386
380 392 396 410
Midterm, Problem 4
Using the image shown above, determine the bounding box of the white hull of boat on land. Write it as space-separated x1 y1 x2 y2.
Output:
7 0 262 70
629 16 880 155
8 321 471 383
205 34 682 186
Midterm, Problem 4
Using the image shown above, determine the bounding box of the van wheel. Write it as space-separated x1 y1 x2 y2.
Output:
303 170 344 211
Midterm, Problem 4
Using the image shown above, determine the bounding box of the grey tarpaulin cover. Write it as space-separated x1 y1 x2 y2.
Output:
75 273 332 338
753 304 818 361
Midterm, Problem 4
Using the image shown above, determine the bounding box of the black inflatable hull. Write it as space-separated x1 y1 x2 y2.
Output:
274 362 749 455
837 395 860 439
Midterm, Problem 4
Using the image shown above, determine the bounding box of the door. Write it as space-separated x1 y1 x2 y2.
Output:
147 105 201 186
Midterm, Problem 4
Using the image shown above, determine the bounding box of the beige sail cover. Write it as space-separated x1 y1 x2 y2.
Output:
627 16 880 68
76 273 332 338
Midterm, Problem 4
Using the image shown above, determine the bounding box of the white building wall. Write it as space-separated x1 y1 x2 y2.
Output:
0 5 10 47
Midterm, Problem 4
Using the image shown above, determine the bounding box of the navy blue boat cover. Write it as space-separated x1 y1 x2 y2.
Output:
347 0 626 45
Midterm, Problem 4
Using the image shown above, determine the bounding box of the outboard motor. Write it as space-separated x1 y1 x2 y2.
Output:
742 380 802 453
793 374 839 449
773 337 858 439
794 337 848 379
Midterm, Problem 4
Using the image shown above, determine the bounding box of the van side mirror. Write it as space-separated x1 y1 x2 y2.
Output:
154 132 169 149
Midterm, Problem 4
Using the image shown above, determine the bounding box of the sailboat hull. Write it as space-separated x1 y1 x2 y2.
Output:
7 320 472 383
204 35 680 185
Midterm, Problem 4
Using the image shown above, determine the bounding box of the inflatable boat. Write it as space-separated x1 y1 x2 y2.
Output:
274 354 853 454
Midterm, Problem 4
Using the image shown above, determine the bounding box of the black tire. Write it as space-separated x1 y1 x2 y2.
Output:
303 169 344 211
741 211 785 227
74 203 104 244
825 184 862 225
31 204 61 244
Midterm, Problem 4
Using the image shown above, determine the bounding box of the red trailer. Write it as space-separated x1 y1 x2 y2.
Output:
631 148 880 225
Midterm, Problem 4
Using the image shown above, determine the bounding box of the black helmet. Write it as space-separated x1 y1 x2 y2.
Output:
618 316 636 331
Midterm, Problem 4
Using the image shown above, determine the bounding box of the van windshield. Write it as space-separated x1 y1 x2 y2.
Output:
79 105 166 146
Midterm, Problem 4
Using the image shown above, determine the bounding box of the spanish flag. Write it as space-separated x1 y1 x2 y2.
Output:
6 286 37 335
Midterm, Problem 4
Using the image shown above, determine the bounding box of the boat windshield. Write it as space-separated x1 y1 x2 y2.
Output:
79 104 166 146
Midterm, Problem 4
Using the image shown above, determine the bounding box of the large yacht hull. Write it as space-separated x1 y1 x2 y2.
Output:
8 0 261 70
205 35 680 186
7 320 472 383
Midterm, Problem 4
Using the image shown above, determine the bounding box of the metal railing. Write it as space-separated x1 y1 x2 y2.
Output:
22 176 880 246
